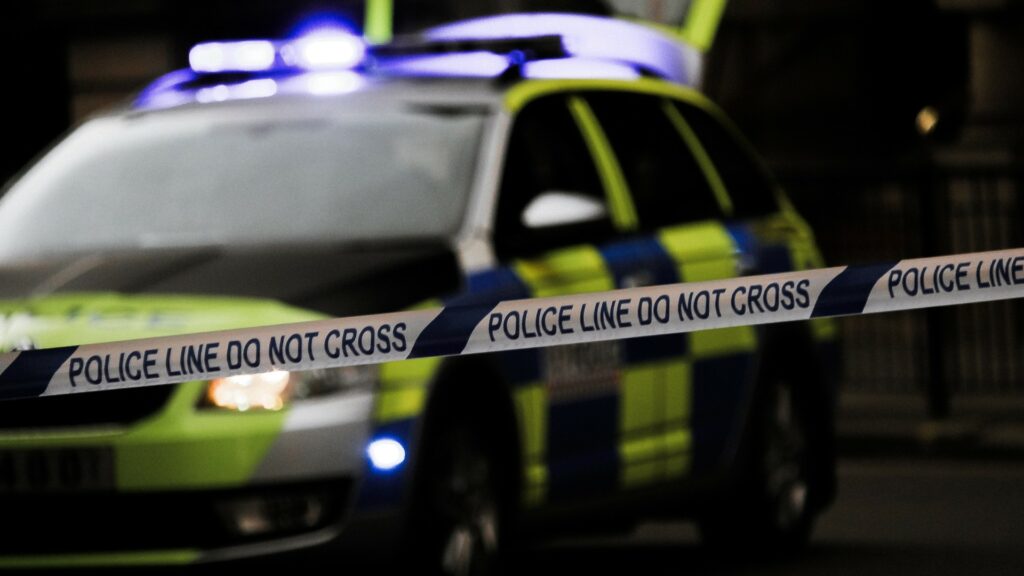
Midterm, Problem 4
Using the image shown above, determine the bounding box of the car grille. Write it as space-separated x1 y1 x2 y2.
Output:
0 385 177 430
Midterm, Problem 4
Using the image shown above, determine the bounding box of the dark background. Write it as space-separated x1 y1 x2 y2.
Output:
3 0 1024 437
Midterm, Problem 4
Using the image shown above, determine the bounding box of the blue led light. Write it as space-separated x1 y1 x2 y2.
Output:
187 31 366 75
189 40 277 73
288 12 361 41
525 58 641 81
367 438 406 472
283 33 366 70
186 15 366 76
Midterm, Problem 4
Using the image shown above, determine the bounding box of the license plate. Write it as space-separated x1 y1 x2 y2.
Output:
0 448 115 493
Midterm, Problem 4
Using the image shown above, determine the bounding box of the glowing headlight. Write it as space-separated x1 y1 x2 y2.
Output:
206 370 291 412
203 365 378 412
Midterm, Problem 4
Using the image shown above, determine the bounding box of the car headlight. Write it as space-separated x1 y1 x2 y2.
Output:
201 365 378 412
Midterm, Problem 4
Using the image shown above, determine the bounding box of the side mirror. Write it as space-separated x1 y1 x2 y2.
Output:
521 191 609 229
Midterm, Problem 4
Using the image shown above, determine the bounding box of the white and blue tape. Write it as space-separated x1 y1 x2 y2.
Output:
2 247 1023 401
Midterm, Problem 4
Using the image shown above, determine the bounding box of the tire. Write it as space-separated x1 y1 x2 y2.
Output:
409 414 505 576
698 367 819 556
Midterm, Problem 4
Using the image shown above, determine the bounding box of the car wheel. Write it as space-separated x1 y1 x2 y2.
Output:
761 377 812 540
698 369 816 555
412 416 503 576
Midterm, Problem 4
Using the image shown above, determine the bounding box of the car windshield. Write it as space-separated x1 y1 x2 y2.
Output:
0 101 485 261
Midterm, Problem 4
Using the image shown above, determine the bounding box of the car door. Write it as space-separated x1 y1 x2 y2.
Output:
489 92 633 504
668 97 837 345
581 90 759 484
666 96 841 488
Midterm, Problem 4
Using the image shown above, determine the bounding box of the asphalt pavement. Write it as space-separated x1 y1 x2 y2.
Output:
201 455 1024 576
516 458 1024 576
505 391 1024 576
190 392 1024 576
253 456 1024 575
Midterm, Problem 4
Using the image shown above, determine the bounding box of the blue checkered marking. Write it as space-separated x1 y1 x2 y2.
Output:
726 223 792 274
691 354 756 472
547 394 620 497
599 238 688 363
0 346 78 400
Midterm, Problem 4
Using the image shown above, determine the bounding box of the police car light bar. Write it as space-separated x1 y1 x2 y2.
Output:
189 40 277 73
189 31 367 74
166 14 697 107
284 33 367 70
423 13 704 86
186 14 699 79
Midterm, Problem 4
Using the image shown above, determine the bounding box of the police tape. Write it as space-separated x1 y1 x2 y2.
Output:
2 247 1023 401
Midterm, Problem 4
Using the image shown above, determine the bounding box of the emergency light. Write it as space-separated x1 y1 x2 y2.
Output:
142 13 703 110
189 30 367 74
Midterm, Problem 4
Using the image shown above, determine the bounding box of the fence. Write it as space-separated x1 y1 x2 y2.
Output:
784 154 1024 413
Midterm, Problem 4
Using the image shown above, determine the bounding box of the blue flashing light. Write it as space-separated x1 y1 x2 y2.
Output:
189 40 277 73
187 31 367 75
142 13 699 110
283 33 366 71
367 437 406 472
288 11 361 41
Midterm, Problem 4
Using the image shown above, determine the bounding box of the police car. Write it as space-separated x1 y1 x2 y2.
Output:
0 13 838 572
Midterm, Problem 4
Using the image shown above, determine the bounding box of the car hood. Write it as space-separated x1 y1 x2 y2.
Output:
0 293 324 350
0 244 458 349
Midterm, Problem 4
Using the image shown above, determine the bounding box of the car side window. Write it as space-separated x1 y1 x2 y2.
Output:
495 95 614 259
585 92 723 230
671 101 780 219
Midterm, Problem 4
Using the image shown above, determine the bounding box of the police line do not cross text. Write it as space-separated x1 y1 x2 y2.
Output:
1 248 1022 401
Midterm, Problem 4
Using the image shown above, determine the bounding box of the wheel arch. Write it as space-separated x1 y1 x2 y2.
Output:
414 354 524 521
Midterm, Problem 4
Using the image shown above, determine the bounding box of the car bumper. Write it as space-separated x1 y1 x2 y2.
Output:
0 386 378 565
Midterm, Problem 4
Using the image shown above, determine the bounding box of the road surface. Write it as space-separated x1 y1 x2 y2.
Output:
222 457 1024 576
517 458 1024 576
